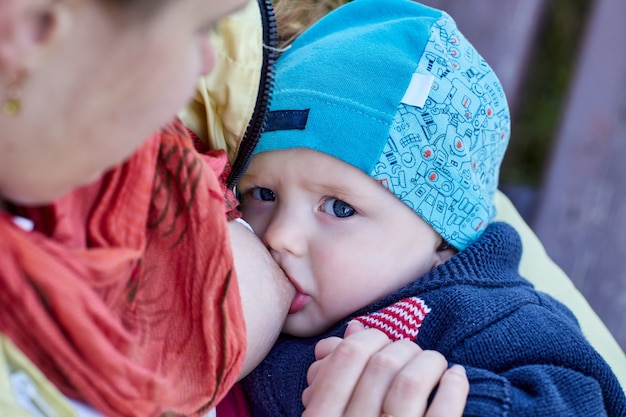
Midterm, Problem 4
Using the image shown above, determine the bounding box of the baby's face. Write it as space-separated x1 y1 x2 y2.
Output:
238 149 442 337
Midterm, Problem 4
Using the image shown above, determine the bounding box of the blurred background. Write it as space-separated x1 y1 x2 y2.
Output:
500 0 591 190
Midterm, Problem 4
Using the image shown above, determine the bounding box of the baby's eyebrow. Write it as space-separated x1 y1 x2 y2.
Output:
237 173 262 187
310 182 350 197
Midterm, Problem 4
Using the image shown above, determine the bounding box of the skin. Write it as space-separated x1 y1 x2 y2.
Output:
239 148 453 337
0 0 246 205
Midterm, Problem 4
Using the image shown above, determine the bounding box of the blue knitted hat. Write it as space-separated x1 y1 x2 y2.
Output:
256 0 510 250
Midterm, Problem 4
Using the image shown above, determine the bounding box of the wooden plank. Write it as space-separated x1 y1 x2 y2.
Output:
533 0 626 351
419 0 548 115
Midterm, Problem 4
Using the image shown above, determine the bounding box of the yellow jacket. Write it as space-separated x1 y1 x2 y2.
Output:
180 0 278 189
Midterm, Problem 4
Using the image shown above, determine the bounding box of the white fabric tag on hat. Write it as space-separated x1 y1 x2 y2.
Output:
400 73 435 108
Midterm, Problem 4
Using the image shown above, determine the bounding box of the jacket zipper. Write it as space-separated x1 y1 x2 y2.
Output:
226 0 278 189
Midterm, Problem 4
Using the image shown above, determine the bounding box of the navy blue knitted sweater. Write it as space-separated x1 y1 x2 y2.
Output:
244 223 626 417
243 222 626 416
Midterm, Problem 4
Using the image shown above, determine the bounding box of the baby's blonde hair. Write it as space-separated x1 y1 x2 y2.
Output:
273 0 350 47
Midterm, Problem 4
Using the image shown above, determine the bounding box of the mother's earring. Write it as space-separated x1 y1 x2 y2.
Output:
3 71 25 116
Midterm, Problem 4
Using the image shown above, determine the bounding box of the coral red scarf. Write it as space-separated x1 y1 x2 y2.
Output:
0 120 245 416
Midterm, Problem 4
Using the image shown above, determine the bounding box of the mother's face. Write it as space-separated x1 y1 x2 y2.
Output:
0 0 246 205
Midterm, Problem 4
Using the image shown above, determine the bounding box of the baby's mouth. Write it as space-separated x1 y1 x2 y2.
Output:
284 274 309 314
288 292 309 314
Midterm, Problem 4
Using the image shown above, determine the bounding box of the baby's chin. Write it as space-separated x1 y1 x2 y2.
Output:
283 316 336 338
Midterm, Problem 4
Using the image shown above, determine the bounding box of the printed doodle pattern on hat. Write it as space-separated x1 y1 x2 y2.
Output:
353 297 431 342
372 13 510 251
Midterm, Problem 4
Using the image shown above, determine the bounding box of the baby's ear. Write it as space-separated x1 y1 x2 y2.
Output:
433 238 456 267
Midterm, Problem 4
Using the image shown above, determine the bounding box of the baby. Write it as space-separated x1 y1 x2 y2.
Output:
237 0 626 415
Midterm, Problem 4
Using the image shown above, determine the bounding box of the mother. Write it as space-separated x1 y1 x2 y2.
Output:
0 0 468 416
0 0 257 415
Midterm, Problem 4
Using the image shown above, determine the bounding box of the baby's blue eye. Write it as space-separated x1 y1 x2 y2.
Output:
322 198 356 218
251 187 276 201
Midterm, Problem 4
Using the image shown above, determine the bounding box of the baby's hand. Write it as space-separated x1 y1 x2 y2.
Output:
302 325 468 417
